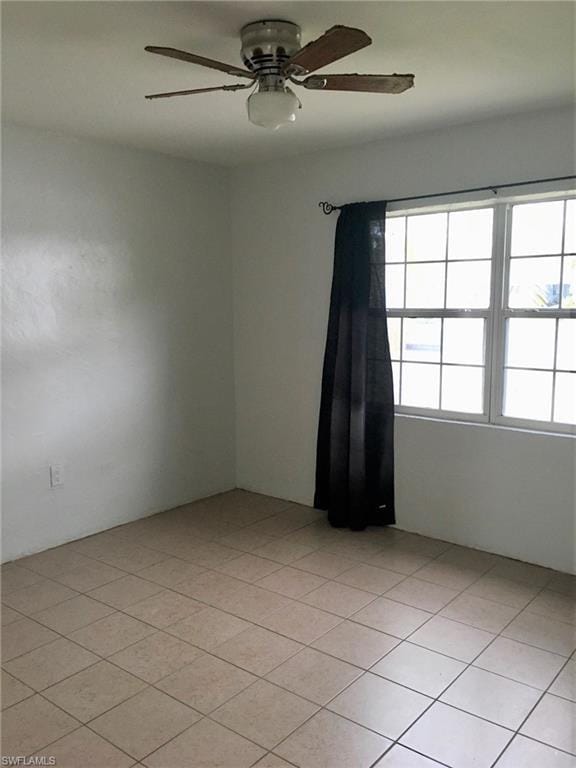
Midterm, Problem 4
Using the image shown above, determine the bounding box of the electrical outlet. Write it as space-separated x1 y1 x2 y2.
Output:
49 464 63 488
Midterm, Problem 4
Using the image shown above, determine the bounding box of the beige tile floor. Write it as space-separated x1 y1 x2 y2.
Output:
2 490 576 767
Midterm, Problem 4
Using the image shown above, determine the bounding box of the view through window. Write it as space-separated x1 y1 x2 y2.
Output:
385 195 575 431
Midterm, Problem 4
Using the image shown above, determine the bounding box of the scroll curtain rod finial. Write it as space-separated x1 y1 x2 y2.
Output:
319 202 341 214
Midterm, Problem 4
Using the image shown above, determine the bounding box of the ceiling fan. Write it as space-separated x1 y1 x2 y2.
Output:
145 20 414 129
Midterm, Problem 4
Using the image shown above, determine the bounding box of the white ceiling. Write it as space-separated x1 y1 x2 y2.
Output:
2 1 574 166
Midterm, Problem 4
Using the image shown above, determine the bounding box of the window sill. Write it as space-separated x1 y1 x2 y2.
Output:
395 411 576 439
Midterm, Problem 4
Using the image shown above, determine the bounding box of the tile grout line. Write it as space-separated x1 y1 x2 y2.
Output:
290 552 507 754
1 573 568 692
5 498 569 591
3 537 570 703
218 547 532 764
311 556 519 759
486 576 576 767
5 509 562 625
488 639 576 766
4 577 343 760
326 553 570 765
8 589 573 766
2 498 574 766
3 494 308 586
388 571 567 767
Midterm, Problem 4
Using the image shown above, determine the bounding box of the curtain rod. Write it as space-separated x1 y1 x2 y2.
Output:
318 175 576 214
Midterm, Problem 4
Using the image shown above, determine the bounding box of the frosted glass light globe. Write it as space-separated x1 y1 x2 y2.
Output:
247 89 299 129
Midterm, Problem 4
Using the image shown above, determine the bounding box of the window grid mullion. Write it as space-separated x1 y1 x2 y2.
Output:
387 309 490 319
391 360 485 369
438 318 444 410
438 214 450 409
487 202 507 423
550 201 568 422
398 218 408 404
504 363 575 374
394 256 492 266
386 194 575 432
508 252 565 261
558 201 567 312
398 319 403 405
502 309 576 318
550 317 560 423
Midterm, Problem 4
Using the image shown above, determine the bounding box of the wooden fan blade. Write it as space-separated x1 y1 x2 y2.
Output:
302 73 415 94
145 83 251 100
145 46 254 79
283 26 371 75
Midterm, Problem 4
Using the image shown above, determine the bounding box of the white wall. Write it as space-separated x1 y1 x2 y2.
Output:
3 109 575 572
231 107 576 573
2 124 235 561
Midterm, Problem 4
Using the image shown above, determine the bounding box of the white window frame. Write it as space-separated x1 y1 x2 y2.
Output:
387 184 576 436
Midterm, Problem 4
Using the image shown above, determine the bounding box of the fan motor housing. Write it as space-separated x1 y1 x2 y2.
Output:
240 20 301 76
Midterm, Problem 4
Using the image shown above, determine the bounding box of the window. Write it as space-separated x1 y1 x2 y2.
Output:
386 193 575 433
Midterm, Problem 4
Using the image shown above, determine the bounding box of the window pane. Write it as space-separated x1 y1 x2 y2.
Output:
401 363 440 408
506 318 556 369
386 217 405 262
557 319 576 371
385 265 404 308
448 209 493 260
503 369 553 421
402 318 441 362
508 256 561 308
565 200 576 254
511 201 564 256
392 362 400 405
554 372 576 425
406 213 447 262
443 318 484 365
387 318 402 359
441 366 484 413
562 255 576 308
446 261 491 309
405 263 445 308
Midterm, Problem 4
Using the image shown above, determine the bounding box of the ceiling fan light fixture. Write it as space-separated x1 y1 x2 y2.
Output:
145 21 415 121
247 86 299 129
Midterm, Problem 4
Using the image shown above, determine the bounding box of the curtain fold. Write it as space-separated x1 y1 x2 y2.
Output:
314 201 395 530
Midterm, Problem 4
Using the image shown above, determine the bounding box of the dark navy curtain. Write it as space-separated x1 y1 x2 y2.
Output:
314 201 395 530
